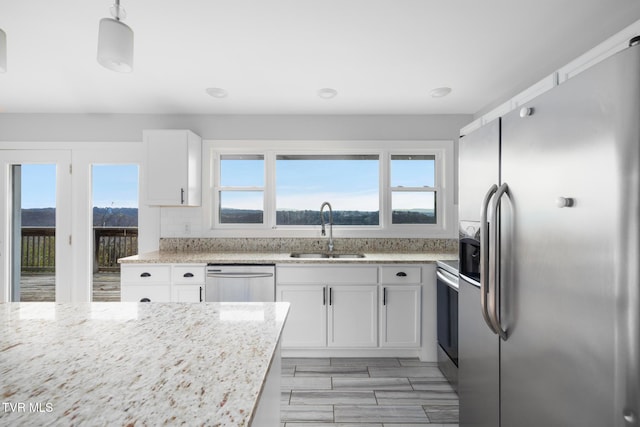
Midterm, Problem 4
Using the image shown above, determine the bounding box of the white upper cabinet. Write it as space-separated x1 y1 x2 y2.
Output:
144 130 202 206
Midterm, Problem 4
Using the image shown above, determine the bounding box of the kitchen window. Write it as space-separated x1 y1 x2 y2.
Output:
276 155 379 226
208 140 454 237
390 155 437 224
217 154 264 224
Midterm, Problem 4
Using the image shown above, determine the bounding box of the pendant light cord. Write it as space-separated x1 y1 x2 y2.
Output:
114 0 121 21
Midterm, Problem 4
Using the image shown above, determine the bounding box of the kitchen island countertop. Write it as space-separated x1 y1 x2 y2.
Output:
0 302 289 426
119 250 458 264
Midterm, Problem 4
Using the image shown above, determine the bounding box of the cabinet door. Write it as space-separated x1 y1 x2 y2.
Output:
380 285 421 347
172 284 203 302
144 130 201 206
328 285 378 348
277 285 327 348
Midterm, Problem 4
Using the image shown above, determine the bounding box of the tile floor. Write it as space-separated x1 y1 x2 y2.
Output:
281 357 459 426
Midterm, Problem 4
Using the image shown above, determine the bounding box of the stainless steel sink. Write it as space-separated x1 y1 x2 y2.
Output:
290 253 365 259
290 253 330 258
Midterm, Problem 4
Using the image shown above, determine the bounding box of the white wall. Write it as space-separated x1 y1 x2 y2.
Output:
0 114 471 142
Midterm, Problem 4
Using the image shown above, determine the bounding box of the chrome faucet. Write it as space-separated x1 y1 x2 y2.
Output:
320 201 334 253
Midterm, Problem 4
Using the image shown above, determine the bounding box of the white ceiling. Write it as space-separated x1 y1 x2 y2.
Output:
2 0 640 115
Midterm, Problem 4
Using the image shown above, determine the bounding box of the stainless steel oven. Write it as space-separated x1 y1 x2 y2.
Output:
437 260 459 390
205 264 275 302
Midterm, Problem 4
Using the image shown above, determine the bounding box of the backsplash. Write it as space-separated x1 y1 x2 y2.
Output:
159 237 458 254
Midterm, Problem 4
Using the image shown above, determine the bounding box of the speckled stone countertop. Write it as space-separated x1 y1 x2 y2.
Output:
0 302 289 426
119 251 458 264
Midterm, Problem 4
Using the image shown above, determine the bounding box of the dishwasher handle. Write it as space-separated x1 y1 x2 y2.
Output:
207 272 274 279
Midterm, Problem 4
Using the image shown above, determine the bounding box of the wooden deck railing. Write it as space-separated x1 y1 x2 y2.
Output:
21 227 138 272
93 227 138 272
21 227 56 272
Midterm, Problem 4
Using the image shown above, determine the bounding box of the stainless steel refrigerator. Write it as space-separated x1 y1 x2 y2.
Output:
458 40 640 427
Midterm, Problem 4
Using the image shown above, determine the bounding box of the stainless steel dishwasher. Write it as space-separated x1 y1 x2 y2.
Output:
205 264 275 302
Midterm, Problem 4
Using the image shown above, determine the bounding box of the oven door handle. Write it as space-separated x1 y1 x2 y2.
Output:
206 272 274 279
436 270 459 291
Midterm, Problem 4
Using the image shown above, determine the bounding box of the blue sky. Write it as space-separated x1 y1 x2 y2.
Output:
20 164 139 209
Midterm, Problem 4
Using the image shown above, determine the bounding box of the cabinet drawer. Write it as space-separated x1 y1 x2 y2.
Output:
172 265 205 284
380 266 421 284
121 265 171 284
277 266 378 284
121 284 171 302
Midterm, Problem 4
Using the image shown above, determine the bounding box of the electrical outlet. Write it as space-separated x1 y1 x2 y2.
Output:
183 222 191 235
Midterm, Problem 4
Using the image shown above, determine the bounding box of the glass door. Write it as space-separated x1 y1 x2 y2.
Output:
91 164 139 301
0 151 72 302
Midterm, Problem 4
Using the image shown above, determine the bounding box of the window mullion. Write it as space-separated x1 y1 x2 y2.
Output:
265 151 276 229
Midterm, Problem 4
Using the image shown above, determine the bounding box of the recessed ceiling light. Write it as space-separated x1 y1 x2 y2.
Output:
317 88 338 99
430 87 452 98
206 87 228 98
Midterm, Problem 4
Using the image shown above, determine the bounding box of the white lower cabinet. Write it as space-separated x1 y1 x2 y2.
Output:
172 284 203 302
171 264 205 302
277 285 327 347
121 264 205 302
121 265 172 302
276 264 425 353
328 285 378 347
380 285 421 347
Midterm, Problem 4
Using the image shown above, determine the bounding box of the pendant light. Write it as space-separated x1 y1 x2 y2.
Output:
0 28 6 73
97 0 133 72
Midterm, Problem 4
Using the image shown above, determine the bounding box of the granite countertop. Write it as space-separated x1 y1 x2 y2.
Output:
0 302 289 426
119 251 459 264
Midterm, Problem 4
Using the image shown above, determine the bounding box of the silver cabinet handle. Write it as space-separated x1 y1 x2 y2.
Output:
480 184 499 334
181 188 185 204
489 182 509 340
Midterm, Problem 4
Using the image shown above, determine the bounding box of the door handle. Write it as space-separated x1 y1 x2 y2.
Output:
199 286 203 302
436 270 459 291
383 287 387 306
323 287 326 306
181 188 185 204
480 184 499 334
488 183 509 340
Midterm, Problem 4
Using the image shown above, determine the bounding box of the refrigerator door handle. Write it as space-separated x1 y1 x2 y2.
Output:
480 184 499 334
489 182 509 340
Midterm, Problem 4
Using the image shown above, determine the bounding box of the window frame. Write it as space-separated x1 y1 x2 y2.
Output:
204 140 455 238
215 153 267 227
387 152 440 227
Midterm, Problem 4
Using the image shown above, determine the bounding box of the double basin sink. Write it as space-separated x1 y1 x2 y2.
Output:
290 253 365 259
